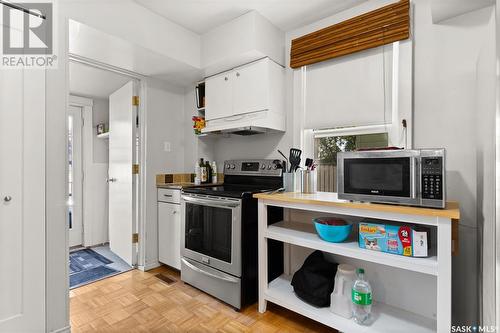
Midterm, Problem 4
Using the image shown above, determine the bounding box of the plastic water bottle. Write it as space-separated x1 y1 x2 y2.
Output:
352 268 372 325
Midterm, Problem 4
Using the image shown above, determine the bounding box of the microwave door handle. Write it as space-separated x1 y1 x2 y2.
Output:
181 258 239 283
411 157 417 199
182 195 240 208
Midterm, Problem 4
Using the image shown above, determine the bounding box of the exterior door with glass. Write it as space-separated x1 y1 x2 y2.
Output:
68 106 83 247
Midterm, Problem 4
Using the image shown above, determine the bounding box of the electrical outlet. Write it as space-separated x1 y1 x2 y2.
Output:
163 142 171 152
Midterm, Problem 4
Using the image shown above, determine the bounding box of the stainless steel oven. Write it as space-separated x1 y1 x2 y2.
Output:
181 194 242 277
337 149 445 208
180 159 284 309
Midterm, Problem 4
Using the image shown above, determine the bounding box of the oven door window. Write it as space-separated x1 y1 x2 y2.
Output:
184 203 233 263
344 157 411 197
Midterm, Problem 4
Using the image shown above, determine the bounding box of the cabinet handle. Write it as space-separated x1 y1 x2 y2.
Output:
172 210 177 215
224 77 228 81
163 194 173 197
236 72 240 77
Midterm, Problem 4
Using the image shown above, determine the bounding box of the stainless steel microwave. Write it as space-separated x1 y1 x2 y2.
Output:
337 149 445 208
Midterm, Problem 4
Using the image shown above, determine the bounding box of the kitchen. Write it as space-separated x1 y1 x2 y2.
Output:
0 0 497 332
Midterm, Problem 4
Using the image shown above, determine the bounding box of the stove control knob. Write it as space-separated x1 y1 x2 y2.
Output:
267 165 272 170
261 164 266 170
230 164 235 169
226 164 231 169
272 164 278 170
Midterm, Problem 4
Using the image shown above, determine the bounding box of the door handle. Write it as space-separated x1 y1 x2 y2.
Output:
223 115 245 122
107 178 117 183
3 196 12 202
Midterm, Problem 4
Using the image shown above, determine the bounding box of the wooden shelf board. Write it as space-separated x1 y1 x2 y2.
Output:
266 221 438 276
265 275 436 333
254 192 460 220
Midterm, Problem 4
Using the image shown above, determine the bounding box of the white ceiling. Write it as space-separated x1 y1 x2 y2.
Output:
134 0 367 34
69 61 132 99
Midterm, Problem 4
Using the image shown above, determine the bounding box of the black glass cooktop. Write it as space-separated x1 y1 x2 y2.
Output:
182 184 278 198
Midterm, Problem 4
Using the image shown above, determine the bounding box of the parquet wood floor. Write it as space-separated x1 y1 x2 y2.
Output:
70 266 335 332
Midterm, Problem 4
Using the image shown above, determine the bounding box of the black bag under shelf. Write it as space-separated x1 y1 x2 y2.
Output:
291 250 338 307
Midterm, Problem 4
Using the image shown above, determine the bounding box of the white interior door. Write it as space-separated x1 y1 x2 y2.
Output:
68 106 83 247
0 64 46 330
108 81 137 266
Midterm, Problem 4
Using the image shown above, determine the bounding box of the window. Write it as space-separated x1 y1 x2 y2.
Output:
314 133 388 192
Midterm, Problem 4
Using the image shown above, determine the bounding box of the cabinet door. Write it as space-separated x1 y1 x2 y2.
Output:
158 202 181 270
232 59 269 115
205 72 233 120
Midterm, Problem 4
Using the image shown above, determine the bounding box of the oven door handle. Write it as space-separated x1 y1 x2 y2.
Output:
182 195 240 208
181 258 239 283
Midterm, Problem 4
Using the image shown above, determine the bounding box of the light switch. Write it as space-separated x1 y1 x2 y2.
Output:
163 142 171 152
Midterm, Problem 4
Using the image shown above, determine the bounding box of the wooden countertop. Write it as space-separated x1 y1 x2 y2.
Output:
254 191 460 220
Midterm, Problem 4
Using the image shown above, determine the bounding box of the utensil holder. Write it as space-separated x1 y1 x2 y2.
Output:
283 173 298 192
300 170 317 194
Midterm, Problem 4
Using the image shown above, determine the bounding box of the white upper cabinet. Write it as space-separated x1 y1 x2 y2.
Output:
232 59 269 116
205 71 233 120
205 58 284 121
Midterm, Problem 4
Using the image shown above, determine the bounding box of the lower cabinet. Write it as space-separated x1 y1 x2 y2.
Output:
158 201 181 270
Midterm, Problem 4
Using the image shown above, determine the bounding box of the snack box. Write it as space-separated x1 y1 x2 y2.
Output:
358 222 429 257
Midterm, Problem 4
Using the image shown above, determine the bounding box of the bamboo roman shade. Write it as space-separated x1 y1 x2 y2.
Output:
290 0 410 68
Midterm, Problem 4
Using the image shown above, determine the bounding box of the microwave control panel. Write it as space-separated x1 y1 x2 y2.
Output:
421 157 443 200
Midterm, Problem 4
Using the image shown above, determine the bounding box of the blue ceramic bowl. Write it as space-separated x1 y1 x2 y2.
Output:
313 221 352 243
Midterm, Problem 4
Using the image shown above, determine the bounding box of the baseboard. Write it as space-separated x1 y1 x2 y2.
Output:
50 325 71 333
139 261 161 272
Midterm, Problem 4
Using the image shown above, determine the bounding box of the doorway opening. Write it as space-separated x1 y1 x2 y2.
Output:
67 59 143 288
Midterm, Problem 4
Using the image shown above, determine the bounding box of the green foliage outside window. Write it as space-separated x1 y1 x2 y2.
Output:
315 133 388 165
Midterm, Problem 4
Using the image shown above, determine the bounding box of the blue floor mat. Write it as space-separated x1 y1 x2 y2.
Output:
70 249 113 274
69 248 119 289
70 266 118 288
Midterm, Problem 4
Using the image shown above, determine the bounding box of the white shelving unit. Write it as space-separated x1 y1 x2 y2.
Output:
255 192 458 333
266 275 436 333
267 221 438 276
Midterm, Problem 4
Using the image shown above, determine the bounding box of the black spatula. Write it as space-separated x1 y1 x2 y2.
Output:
289 148 302 172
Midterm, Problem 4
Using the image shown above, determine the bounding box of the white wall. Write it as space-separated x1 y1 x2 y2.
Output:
496 0 500 327
412 2 495 325
143 79 185 269
477 23 497 325
92 98 109 164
